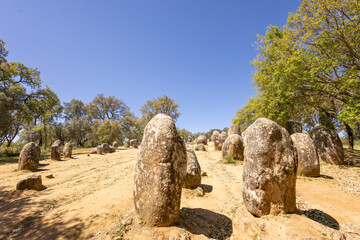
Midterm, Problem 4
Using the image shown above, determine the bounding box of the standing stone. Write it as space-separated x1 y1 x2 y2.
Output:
211 130 220 142
196 144 206 151
63 143 72 158
196 135 207 145
18 142 39 171
220 131 228 142
291 133 320 177
109 146 115 153
51 140 61 160
97 145 103 154
124 139 130 148
101 143 110 153
187 136 193 142
286 121 302 135
222 134 244 161
130 139 139 148
213 133 223 151
242 118 297 217
183 146 202 189
228 124 241 136
16 174 43 191
113 141 119 148
311 124 344 165
134 114 187 227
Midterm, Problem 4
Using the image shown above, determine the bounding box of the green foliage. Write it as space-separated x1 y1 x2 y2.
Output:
233 0 360 143
224 156 236 164
140 95 180 123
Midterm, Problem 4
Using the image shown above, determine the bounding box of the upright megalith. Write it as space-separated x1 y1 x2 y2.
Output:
113 141 119 148
228 124 241 136
311 124 344 165
63 143 72 158
183 145 202 189
286 121 302 135
51 140 61 160
187 136 193 142
18 142 39 171
212 131 222 151
101 143 110 153
124 139 130 148
220 131 228 142
291 133 320 177
242 118 297 217
196 135 207 145
222 134 244 161
130 139 139 148
134 114 187 227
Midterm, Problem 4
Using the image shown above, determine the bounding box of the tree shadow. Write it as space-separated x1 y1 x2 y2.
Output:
319 174 334 179
0 186 87 240
299 209 339 230
177 208 233 240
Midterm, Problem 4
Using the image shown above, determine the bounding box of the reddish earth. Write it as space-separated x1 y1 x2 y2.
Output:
0 144 359 240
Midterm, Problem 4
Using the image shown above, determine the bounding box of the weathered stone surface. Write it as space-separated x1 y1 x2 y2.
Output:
291 133 320 177
220 131 228 142
18 142 39 171
242 118 297 217
109 146 115 153
286 121 302 135
101 143 110 153
211 130 220 142
97 145 103 154
183 146 202 189
16 174 43 191
212 132 223 151
130 139 138 148
222 134 244 161
311 124 344 165
90 148 97 154
228 124 241 136
124 139 130 148
196 135 207 145
51 140 61 160
134 114 187 227
113 141 119 148
63 143 72 158
187 136 193 142
196 144 206 151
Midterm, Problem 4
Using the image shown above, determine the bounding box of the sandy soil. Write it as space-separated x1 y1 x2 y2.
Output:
0 143 360 240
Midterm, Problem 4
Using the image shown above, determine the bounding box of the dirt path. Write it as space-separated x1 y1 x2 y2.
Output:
1 145 360 240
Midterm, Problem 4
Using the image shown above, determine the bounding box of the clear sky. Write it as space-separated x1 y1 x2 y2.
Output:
0 0 301 133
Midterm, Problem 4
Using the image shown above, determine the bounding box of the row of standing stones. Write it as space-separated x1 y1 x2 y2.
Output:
134 114 345 227
15 113 344 224
16 137 142 190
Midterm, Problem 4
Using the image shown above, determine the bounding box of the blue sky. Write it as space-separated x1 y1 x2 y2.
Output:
0 0 301 133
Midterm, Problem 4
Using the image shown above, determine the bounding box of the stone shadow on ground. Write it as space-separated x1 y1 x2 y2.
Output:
299 209 339 230
178 208 232 240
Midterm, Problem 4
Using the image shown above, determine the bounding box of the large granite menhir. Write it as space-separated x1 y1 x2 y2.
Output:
311 124 344 165
133 114 187 227
242 118 297 217
18 142 39 171
51 140 61 160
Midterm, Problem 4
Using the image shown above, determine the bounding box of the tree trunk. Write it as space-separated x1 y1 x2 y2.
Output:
344 122 354 150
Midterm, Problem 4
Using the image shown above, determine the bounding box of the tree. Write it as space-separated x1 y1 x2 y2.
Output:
63 99 86 120
0 38 46 147
96 120 122 144
86 94 130 122
233 0 360 149
140 95 180 123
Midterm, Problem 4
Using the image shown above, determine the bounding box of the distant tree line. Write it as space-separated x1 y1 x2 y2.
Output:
233 0 360 149
1 38 190 149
